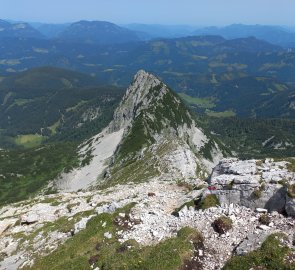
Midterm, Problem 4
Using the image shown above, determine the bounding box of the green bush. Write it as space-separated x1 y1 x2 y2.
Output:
212 216 233 234
197 194 220 210
259 214 270 225
287 184 295 198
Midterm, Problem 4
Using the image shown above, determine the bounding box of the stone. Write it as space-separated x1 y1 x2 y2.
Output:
256 208 268 213
118 213 126 218
21 213 39 225
104 232 112 239
258 225 270 230
0 219 17 235
285 195 295 217
74 215 95 234
236 233 269 256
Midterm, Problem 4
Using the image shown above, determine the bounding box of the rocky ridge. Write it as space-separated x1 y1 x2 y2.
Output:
0 70 294 269
57 70 224 191
0 158 294 269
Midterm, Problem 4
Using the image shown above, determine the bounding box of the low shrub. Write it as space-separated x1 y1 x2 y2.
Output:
212 216 233 234
259 214 270 225
287 184 295 198
197 194 220 210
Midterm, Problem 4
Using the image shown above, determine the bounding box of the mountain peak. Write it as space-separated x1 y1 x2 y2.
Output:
57 70 226 191
108 70 167 132
58 20 139 44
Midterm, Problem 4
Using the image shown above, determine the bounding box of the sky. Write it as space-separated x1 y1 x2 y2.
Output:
1 0 295 26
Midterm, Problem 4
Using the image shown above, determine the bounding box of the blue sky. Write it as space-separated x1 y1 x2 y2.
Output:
1 0 295 26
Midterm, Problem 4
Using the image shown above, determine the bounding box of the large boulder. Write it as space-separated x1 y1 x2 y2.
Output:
235 232 269 256
208 158 294 214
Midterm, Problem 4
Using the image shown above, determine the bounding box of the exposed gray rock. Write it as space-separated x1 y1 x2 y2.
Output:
104 232 112 239
211 158 257 178
236 232 269 256
96 202 120 214
0 219 17 235
209 158 294 214
74 215 95 234
285 195 295 217
256 208 268 213
21 213 39 224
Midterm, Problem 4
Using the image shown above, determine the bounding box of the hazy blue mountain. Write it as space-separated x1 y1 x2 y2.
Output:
124 23 196 39
58 20 140 44
0 19 43 39
193 24 295 47
35 23 70 38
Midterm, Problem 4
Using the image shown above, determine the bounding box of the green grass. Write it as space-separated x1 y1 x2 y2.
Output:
27 204 201 270
179 93 216 109
14 134 46 148
223 233 294 270
197 194 220 210
106 149 161 187
286 158 295 172
48 120 61 135
14 98 33 106
287 184 295 199
206 110 236 118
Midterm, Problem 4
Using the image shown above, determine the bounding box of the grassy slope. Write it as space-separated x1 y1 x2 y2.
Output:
14 134 46 148
223 233 295 270
28 204 202 270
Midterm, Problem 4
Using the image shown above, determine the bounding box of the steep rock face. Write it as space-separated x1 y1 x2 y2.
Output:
105 70 225 185
57 70 225 191
108 70 164 132
206 158 295 213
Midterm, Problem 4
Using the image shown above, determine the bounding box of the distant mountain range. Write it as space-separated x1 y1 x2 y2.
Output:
123 24 196 39
0 20 43 39
0 33 294 119
0 19 295 121
35 23 69 38
193 24 295 48
1 19 295 47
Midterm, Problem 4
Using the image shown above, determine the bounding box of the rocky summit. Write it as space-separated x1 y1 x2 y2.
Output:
57 70 225 191
0 70 294 270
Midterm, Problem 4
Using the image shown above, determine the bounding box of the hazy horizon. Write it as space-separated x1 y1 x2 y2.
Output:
1 0 295 27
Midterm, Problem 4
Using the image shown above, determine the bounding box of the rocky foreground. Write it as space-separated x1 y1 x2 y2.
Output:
0 158 294 269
